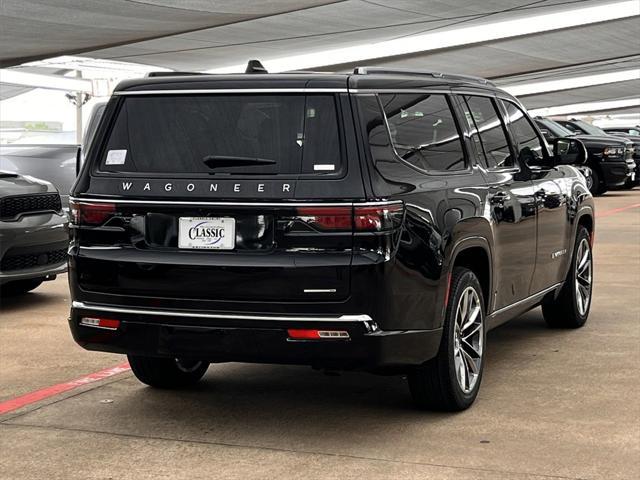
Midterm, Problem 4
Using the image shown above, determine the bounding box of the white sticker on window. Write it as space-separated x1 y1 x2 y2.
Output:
313 164 335 171
105 149 127 165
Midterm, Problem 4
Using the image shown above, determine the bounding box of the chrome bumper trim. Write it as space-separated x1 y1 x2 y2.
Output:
71 301 374 324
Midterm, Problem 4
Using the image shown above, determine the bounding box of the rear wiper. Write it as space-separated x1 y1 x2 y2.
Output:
202 155 276 169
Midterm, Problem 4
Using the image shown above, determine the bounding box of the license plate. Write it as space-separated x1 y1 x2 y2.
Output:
178 217 235 250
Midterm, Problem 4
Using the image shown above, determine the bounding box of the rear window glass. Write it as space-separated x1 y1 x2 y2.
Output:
99 94 341 176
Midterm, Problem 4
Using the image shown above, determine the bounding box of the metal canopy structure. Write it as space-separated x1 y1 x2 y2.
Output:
1 0 639 117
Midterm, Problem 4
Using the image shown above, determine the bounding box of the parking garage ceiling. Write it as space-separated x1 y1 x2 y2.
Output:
1 0 639 116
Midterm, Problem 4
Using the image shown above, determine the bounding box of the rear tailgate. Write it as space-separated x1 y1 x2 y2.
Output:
72 89 368 304
72 200 354 302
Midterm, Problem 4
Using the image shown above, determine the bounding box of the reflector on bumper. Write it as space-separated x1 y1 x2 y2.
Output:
287 329 350 340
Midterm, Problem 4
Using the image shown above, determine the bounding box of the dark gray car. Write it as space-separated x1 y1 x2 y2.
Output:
0 171 68 295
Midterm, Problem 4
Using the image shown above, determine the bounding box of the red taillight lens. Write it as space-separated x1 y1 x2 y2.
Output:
295 207 352 231
70 201 116 226
294 204 403 232
287 329 350 340
80 317 120 330
353 204 403 231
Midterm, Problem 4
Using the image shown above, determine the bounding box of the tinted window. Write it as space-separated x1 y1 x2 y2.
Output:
461 96 513 169
379 93 466 172
555 121 583 135
100 94 341 176
503 101 546 166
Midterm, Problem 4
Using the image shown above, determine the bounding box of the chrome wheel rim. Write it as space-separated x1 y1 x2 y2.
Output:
575 238 592 316
586 176 593 190
175 358 203 373
453 287 483 394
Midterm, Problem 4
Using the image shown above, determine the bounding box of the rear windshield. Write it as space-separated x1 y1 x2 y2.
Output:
99 94 341 176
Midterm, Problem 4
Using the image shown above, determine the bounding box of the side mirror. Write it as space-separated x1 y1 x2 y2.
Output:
552 137 587 166
75 146 83 176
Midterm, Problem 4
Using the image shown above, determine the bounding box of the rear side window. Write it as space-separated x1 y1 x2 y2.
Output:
502 100 546 166
460 95 513 169
379 93 466 172
99 94 341 176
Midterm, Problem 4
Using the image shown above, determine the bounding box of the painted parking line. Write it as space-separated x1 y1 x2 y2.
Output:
595 202 640 218
0 362 130 415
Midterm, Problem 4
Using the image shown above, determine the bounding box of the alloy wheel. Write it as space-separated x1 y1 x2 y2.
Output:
585 174 594 191
574 238 592 316
453 287 483 394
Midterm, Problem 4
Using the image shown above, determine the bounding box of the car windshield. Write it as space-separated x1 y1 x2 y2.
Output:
539 119 574 138
571 120 607 136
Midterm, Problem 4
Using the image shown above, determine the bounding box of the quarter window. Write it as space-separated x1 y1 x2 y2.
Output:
460 96 513 169
379 93 466 172
502 100 546 166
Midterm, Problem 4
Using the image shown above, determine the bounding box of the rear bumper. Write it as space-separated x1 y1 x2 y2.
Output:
69 302 442 370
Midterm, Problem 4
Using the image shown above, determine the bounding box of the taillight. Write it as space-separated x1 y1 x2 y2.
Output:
294 203 403 232
70 201 116 226
354 204 403 231
295 206 352 231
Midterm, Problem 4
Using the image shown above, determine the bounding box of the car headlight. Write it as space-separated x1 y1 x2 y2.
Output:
603 146 624 158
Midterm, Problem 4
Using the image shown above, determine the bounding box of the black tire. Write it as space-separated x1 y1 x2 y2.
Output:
587 167 605 195
542 227 592 328
408 267 486 411
128 355 209 389
623 176 635 189
0 278 44 296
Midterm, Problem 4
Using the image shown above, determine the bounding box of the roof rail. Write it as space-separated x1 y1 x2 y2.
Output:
353 66 495 86
145 71 207 77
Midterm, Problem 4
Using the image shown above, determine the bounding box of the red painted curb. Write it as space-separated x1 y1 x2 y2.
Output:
0 362 131 415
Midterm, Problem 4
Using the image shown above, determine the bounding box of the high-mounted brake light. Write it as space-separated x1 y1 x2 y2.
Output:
287 329 350 340
70 201 116 226
80 317 121 330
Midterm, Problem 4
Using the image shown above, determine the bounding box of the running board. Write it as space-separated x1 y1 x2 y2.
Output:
486 283 563 330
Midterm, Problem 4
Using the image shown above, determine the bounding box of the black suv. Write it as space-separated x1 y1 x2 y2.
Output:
69 66 595 411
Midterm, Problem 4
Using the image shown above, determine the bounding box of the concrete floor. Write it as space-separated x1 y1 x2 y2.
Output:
1 191 638 480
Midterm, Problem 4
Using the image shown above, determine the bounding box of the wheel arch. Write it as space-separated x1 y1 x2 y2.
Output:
449 237 493 316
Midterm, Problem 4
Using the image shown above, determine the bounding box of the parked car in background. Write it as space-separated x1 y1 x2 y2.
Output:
555 118 638 189
0 102 107 209
599 130 640 188
68 66 595 411
0 171 68 295
535 117 636 194
602 126 640 136
0 144 77 208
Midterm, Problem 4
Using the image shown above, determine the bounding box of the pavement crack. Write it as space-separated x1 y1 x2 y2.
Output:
0 422 589 480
